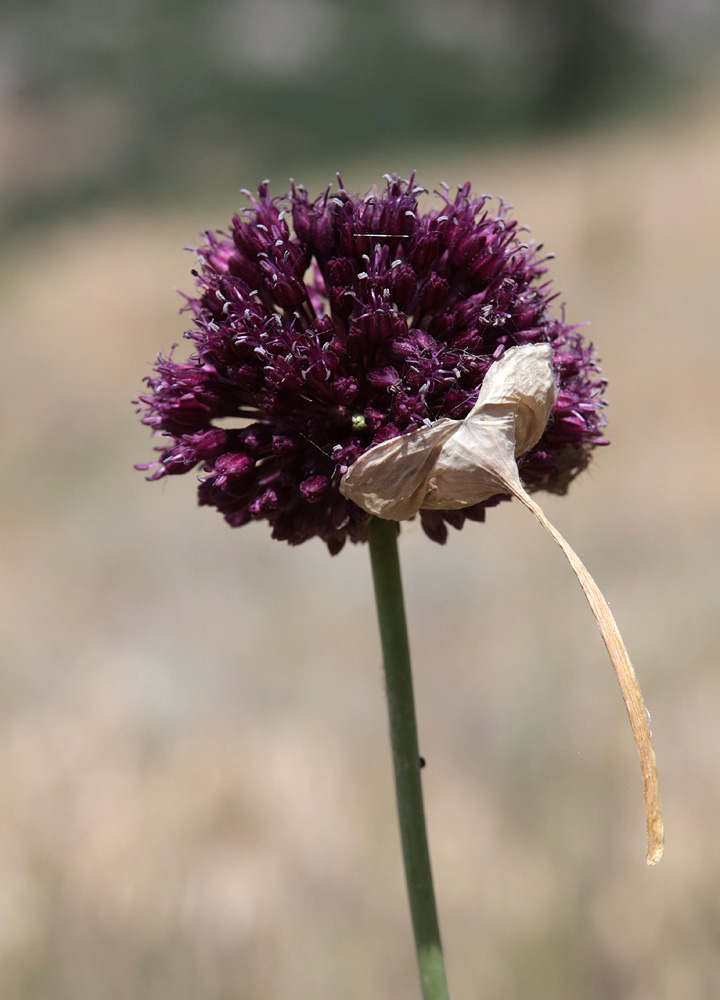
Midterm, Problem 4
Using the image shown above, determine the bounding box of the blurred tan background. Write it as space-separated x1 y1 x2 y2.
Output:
2 2 720 998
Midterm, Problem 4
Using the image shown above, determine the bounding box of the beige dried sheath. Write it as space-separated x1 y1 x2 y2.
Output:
341 344 664 864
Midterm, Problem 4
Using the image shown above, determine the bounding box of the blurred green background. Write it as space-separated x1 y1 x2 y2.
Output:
2 2 720 998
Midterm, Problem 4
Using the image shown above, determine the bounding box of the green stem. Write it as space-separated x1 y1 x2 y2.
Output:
367 517 451 1000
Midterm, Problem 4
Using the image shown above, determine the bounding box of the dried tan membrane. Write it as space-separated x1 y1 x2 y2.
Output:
341 344 664 864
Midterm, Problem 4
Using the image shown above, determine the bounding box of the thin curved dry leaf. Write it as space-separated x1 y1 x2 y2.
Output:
509 484 664 864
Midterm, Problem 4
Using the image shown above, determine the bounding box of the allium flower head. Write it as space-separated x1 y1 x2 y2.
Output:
137 175 607 554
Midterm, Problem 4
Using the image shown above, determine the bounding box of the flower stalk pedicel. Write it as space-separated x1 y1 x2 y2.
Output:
368 516 451 1000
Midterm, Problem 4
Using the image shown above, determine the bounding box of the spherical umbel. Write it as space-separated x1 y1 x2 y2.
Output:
136 175 607 553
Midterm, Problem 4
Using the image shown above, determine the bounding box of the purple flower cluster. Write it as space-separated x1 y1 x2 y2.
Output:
137 175 607 554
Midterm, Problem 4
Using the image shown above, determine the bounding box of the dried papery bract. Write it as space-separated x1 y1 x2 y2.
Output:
341 344 664 864
338 418 459 522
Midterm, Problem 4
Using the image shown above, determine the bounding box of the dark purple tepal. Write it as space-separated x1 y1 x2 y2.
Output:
136 175 607 554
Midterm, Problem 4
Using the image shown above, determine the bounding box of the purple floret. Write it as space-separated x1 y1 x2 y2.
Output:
136 175 607 553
